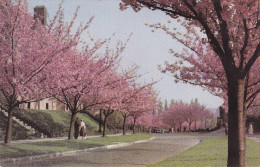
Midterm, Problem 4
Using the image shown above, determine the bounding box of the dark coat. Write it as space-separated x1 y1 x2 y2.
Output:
74 119 81 139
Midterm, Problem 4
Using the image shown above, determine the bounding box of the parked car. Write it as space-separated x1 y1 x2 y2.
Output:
152 127 164 133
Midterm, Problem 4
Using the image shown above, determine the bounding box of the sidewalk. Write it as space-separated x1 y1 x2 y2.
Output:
0 133 125 144
247 132 260 143
207 128 260 143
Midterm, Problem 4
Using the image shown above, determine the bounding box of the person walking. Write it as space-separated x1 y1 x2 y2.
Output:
80 120 86 139
225 123 228 136
74 117 81 139
248 123 254 136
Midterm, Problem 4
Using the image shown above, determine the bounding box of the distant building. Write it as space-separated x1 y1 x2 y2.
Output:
34 6 47 25
19 98 70 112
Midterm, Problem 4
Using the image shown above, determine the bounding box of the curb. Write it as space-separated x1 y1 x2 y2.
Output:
0 136 155 165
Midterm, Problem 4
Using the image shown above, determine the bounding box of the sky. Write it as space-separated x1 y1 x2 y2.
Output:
27 0 223 108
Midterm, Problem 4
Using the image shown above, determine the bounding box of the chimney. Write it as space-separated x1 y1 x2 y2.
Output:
34 6 47 25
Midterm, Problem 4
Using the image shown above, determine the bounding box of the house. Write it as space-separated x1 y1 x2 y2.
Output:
19 98 70 112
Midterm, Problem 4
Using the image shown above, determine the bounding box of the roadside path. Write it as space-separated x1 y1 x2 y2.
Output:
247 135 260 143
0 133 125 144
206 128 260 143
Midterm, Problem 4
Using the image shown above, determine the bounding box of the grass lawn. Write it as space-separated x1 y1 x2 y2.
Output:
151 137 260 167
0 133 151 160
42 110 100 135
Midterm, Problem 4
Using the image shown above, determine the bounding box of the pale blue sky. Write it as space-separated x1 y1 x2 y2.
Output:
27 0 223 108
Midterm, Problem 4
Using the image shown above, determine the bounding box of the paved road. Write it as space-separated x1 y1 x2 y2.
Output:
6 134 200 167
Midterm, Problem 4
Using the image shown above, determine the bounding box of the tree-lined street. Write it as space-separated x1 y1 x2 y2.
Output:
2 129 260 167
0 0 259 166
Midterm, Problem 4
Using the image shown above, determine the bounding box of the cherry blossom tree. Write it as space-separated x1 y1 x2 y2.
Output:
136 112 156 132
46 50 101 139
121 1 259 166
162 101 216 132
120 83 157 135
128 86 158 134
0 0 90 144
150 112 163 128
161 106 178 132
97 73 133 137
45 35 131 139
159 41 260 113
185 103 202 132
118 84 139 135
175 102 187 132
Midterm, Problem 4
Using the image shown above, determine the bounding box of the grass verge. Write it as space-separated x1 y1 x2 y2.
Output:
150 137 260 167
0 133 151 160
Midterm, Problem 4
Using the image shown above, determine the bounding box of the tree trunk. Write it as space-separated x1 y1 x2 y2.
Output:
4 109 13 144
195 121 197 131
68 112 76 140
123 115 127 135
227 78 245 167
189 122 191 132
179 123 182 132
102 115 107 137
98 109 102 133
133 118 136 134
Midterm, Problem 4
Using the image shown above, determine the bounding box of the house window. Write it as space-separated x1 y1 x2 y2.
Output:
46 103 49 110
27 102 31 109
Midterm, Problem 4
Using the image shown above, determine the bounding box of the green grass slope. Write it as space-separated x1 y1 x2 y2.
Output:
0 111 40 141
13 109 100 138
